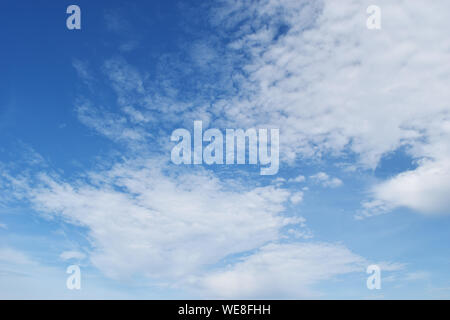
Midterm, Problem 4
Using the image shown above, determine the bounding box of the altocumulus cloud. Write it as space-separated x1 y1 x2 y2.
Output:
208 0 450 216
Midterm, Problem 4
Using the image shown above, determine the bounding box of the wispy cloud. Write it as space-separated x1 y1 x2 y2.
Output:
3 158 308 282
60 251 87 261
310 172 343 188
197 242 365 298
0 247 35 266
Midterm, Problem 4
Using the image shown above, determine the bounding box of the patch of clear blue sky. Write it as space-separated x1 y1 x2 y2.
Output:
1 0 450 298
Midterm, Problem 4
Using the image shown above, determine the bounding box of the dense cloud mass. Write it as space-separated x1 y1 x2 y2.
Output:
209 0 450 216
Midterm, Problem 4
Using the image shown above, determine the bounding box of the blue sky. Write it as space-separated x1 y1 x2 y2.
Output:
1 0 450 299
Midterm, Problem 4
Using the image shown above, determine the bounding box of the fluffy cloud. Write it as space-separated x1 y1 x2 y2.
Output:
360 158 450 217
290 191 304 204
310 172 343 188
289 175 305 183
215 0 450 162
361 117 450 216
209 0 450 215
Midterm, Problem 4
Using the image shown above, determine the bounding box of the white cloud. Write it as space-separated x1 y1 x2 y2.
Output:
75 99 149 144
362 117 450 216
310 172 343 188
216 0 450 163
10 159 307 281
2 155 384 297
360 158 450 217
289 175 305 183
60 251 87 261
290 191 304 204
196 242 365 298
211 0 450 215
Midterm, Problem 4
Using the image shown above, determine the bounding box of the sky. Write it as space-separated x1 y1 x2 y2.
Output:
1 0 450 299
